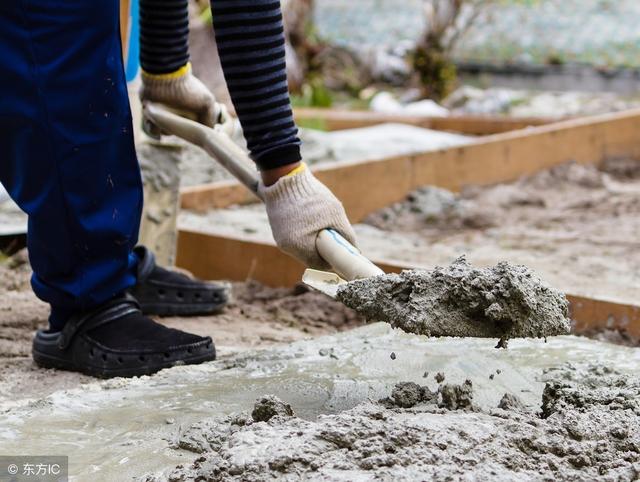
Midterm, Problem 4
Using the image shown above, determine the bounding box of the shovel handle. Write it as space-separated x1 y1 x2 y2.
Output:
143 103 384 281
144 103 262 199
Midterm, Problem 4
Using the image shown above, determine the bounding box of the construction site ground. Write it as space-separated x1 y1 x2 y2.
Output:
3 155 640 480
2 4 639 480
2 276 639 480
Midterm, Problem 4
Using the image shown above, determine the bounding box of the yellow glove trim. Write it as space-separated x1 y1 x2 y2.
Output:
141 62 191 80
286 163 307 177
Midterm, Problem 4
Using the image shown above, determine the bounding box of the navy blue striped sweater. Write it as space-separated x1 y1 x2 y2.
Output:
140 0 301 170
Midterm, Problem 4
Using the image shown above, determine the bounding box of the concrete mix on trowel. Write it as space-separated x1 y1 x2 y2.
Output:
336 256 571 345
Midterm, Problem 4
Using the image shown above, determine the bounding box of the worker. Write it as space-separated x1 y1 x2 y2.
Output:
0 0 356 378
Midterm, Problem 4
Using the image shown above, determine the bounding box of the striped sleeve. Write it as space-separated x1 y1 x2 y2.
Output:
139 0 190 74
212 0 302 170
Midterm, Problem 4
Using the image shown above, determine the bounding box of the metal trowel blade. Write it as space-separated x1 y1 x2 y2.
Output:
302 269 347 299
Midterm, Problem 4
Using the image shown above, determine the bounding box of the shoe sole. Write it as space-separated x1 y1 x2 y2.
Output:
140 300 227 317
33 339 216 378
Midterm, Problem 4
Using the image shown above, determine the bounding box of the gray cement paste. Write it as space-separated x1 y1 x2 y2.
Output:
3 324 640 480
147 364 640 481
336 256 571 344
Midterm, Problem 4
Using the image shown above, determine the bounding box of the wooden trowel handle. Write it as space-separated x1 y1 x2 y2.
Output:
143 102 384 281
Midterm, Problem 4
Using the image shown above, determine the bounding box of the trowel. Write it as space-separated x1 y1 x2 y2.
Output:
142 103 384 298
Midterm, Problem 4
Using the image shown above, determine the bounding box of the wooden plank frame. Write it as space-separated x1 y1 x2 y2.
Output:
177 230 640 339
293 107 560 135
181 108 640 220
177 108 640 336
119 0 131 60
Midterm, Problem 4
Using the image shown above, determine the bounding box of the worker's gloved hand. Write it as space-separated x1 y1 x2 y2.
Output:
259 164 357 269
140 62 232 130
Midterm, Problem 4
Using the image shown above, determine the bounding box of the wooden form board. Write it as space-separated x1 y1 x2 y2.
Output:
293 107 558 135
177 229 640 339
181 179 259 212
119 0 131 59
181 108 640 221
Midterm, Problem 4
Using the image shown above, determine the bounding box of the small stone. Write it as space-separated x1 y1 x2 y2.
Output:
319 348 330 357
423 371 429 378
390 382 423 408
489 374 495 380
439 380 473 410
251 395 294 422
165 418 175 425
497 393 527 411
609 426 628 439
390 352 396 360
435 372 445 383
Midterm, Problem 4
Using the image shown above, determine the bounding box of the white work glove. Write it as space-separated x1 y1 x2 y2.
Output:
140 62 236 135
259 164 357 269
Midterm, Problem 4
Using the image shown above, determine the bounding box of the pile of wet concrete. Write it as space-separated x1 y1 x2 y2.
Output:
2 322 639 480
148 364 640 481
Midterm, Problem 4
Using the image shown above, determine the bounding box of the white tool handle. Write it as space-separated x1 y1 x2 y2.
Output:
316 230 384 280
143 103 384 281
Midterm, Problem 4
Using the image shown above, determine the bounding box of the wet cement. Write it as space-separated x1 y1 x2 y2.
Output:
3 324 639 480
383 379 474 410
147 363 640 481
336 256 571 344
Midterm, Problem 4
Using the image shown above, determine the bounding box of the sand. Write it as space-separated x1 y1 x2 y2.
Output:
336 256 570 344
146 364 640 482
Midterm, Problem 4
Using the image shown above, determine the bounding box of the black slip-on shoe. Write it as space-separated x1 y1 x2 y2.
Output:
32 294 215 378
129 246 229 317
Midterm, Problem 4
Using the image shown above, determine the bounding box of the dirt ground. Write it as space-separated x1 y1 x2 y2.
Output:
0 252 363 404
